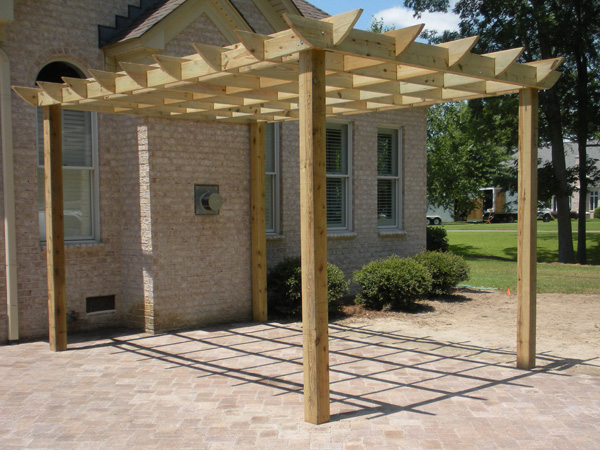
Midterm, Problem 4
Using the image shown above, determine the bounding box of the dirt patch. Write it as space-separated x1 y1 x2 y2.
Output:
335 288 600 376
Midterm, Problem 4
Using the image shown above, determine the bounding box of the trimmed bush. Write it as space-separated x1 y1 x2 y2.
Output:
412 251 469 296
267 257 349 318
426 226 449 252
595 207 600 219
353 256 433 311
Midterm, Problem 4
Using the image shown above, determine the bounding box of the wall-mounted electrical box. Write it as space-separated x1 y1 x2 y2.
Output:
194 185 223 215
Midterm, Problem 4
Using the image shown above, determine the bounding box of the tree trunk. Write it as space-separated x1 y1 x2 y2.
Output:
533 0 575 263
574 0 588 265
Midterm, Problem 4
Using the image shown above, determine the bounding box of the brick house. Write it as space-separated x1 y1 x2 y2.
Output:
0 0 427 344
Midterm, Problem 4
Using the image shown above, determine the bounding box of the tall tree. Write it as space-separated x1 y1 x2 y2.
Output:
405 0 600 263
426 100 516 216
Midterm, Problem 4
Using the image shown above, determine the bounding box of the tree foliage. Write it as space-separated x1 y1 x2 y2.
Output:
426 100 516 215
405 0 600 263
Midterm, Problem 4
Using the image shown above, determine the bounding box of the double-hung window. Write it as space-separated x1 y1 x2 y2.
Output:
264 122 280 234
377 128 402 228
326 123 351 230
37 108 99 241
590 190 599 211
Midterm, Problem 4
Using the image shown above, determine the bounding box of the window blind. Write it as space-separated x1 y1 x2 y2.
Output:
377 129 400 228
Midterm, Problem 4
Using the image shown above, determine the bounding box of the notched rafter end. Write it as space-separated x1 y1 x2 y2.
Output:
119 61 151 88
524 57 564 83
282 12 331 49
485 47 525 76
36 81 66 102
192 43 227 71
322 9 362 45
61 77 92 98
89 69 119 93
12 86 42 106
152 54 186 80
384 24 424 56
235 30 271 60
437 35 479 67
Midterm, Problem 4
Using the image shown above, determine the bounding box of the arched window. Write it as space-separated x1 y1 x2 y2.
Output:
36 61 99 242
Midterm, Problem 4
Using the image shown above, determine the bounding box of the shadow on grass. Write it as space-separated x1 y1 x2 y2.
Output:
450 244 515 262
452 236 600 265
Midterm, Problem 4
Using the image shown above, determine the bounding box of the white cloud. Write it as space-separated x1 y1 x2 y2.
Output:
374 6 460 34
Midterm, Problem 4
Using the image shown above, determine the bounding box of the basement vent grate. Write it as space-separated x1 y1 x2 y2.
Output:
86 295 116 314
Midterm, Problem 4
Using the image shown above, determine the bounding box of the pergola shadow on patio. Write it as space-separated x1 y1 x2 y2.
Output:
104 323 592 421
2 323 599 449
14 8 563 423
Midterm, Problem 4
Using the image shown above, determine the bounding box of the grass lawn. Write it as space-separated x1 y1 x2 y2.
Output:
444 218 600 231
446 220 600 294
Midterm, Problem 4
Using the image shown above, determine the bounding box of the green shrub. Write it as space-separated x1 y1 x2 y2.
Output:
426 226 449 252
267 257 349 318
595 207 600 219
412 251 469 296
353 256 433 311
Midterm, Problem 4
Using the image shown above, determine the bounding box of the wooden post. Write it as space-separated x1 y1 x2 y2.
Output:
517 88 538 369
250 122 268 322
43 105 67 352
299 49 329 424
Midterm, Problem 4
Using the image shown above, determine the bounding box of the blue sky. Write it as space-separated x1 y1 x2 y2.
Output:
307 1 460 34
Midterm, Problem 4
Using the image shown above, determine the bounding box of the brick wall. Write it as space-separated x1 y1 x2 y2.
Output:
0 0 428 343
1 0 135 341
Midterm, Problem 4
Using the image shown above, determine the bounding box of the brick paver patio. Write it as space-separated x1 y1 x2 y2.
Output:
1 322 599 449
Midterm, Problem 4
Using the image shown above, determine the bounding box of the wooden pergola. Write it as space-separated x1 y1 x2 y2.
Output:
14 9 560 424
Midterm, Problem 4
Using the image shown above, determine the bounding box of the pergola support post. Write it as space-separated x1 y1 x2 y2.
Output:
250 122 267 322
517 88 538 369
43 104 67 352
299 49 329 424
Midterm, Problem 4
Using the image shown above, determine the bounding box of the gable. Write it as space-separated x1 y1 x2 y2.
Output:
101 0 329 68
102 0 254 67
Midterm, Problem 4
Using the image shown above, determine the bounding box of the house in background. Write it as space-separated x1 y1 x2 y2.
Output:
0 0 427 344
539 143 600 218
427 141 600 223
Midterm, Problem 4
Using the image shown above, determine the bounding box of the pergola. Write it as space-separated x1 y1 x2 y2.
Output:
14 9 560 424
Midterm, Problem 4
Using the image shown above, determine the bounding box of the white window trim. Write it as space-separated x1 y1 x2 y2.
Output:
377 127 403 230
589 189 599 212
265 122 280 235
326 121 353 233
37 110 100 243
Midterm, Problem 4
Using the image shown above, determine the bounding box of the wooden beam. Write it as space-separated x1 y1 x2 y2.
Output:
43 105 67 352
299 49 329 425
250 122 268 322
517 88 538 370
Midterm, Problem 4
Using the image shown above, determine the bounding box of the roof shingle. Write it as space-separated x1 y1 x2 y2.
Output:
99 0 330 48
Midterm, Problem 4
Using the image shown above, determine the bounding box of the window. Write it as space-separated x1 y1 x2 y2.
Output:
265 123 279 233
377 128 402 228
36 61 99 242
326 123 351 230
590 190 599 211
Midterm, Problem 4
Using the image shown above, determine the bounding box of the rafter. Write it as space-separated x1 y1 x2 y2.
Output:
13 9 562 123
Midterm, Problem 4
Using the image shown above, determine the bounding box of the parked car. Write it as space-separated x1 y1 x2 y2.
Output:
537 208 553 222
426 215 442 225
